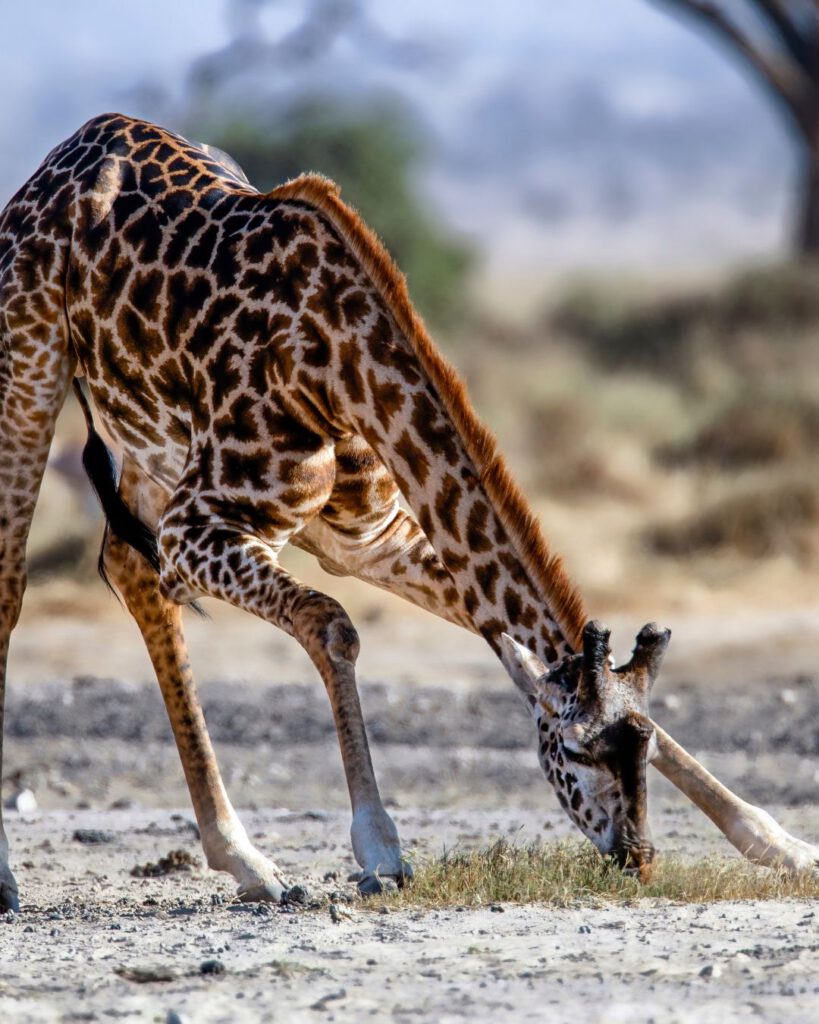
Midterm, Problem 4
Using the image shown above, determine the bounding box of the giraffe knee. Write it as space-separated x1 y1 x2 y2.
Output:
292 594 360 666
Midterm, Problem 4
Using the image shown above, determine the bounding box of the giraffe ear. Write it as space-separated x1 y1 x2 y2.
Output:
620 623 671 692
499 634 549 701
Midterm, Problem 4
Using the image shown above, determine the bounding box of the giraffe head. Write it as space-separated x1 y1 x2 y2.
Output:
501 620 670 881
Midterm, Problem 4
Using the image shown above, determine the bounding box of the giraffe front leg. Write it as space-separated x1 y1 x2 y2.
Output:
104 466 288 903
652 726 819 873
159 503 409 896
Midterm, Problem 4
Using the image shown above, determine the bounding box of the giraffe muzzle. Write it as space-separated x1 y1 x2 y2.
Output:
614 840 656 883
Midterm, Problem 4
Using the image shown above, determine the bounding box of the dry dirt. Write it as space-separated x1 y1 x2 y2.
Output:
1 582 818 1022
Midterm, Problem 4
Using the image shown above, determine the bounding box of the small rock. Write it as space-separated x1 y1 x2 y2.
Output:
200 959 225 976
578 924 592 934
115 963 178 983
109 797 136 810
489 904 505 913
329 890 353 904
329 902 353 923
166 1012 191 1024
310 989 346 1012
170 814 200 838
73 829 115 845
699 964 722 979
4 789 37 813
130 849 198 877
283 883 309 905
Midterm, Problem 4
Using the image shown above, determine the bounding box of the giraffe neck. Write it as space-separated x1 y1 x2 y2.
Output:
356 316 576 666
266 176 588 667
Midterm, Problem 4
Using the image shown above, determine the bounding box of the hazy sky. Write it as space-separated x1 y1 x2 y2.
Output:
0 1 793 273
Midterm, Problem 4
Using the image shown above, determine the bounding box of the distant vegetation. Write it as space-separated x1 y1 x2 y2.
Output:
551 262 819 377
465 262 819 575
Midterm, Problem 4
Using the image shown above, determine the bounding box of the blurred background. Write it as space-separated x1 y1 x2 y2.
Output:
6 0 819 672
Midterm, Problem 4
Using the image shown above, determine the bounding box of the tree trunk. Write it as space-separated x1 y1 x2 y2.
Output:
797 136 819 255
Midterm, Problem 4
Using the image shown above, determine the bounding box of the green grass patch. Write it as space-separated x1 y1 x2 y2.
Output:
373 839 819 909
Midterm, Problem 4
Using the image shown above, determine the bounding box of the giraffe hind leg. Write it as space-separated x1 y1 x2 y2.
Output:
0 306 75 912
101 458 290 902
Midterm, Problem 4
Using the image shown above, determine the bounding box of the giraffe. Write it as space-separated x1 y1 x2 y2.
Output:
0 114 816 912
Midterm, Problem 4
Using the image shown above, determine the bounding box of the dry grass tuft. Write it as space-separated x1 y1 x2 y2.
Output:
372 840 819 909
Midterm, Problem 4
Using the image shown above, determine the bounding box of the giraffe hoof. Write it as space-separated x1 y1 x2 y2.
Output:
358 861 413 896
358 873 396 896
0 879 20 915
236 880 287 904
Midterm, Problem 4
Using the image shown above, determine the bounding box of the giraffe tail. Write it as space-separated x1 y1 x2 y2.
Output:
71 379 161 581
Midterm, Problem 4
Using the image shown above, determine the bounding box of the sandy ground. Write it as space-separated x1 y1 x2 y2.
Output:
2 807 818 1024
1 583 818 1022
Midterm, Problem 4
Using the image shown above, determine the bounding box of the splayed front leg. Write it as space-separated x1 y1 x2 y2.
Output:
199 815 288 903
652 726 819 873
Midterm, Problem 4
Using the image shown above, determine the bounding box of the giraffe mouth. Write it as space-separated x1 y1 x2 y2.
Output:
613 841 656 883
622 862 654 883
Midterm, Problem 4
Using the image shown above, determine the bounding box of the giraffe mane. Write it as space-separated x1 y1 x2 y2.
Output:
268 173 587 651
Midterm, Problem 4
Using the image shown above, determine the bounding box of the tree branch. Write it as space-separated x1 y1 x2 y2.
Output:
754 0 818 77
651 0 815 135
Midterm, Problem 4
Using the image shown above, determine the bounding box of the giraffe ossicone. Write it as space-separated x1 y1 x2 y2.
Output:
0 114 816 913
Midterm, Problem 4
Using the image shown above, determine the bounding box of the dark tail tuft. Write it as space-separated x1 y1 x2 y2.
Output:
73 380 161 584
